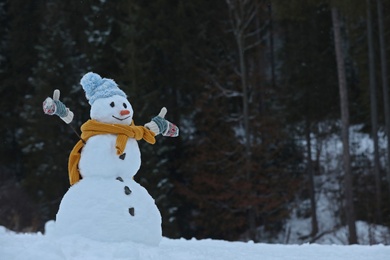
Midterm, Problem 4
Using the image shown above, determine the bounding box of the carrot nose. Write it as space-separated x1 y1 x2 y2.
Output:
120 110 130 116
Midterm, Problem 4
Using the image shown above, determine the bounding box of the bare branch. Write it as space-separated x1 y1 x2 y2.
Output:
244 40 262 51
200 68 243 98
233 66 241 77
244 22 268 39
242 2 259 30
214 80 243 98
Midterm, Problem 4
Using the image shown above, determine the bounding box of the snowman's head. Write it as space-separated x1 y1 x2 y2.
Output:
80 72 134 125
90 95 133 125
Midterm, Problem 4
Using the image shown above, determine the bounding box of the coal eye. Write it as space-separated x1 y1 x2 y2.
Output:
123 103 127 108
110 102 115 107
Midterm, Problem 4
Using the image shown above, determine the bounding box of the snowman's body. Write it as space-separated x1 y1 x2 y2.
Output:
54 90 162 246
79 134 140 179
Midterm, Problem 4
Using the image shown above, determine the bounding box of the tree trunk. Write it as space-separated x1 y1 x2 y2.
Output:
331 7 358 244
226 0 256 241
305 119 319 237
367 0 382 224
376 0 390 195
237 32 256 241
268 3 276 90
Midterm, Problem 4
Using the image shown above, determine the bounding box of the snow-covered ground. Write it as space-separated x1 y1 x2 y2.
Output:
1 227 389 260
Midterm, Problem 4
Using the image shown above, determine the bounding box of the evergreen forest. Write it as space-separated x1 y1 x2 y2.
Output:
1 0 390 244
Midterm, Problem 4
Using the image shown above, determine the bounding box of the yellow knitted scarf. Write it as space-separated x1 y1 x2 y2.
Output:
68 119 156 185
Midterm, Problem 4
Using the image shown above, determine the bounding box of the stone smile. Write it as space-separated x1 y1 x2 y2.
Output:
112 115 131 121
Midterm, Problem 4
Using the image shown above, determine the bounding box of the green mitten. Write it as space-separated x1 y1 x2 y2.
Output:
43 89 74 124
145 107 179 137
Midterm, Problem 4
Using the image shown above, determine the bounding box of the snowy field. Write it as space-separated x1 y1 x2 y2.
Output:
1 227 389 260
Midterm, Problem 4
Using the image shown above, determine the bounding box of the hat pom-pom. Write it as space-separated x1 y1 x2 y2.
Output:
80 72 102 99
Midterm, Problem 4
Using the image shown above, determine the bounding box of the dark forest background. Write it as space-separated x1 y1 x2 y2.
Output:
1 0 390 244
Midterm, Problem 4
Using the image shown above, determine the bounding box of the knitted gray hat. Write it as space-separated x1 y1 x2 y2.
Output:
80 72 126 105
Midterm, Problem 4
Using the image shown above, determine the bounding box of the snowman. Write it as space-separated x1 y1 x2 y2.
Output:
43 72 178 246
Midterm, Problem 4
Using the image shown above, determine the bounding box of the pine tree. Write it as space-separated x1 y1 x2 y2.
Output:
175 0 304 241
0 0 44 231
274 0 339 239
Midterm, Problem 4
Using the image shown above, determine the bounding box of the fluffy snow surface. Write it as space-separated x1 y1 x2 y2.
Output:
1 228 389 260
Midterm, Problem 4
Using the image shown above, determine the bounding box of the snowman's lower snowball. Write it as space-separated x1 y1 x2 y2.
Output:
54 178 162 246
